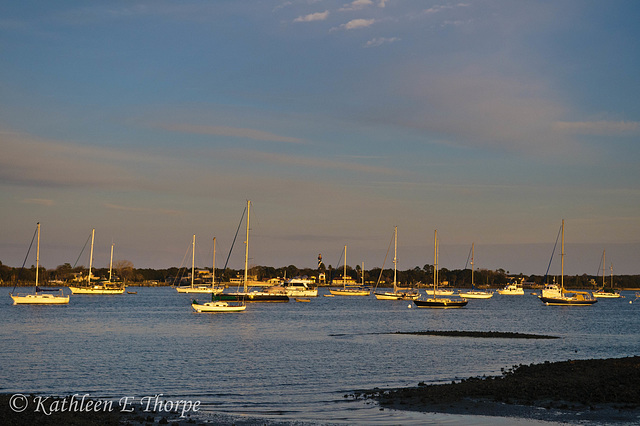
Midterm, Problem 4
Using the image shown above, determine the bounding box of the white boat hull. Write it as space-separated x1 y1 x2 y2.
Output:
191 301 246 313
592 291 621 298
176 286 224 294
459 291 494 299
424 289 454 296
11 293 69 305
69 285 125 294
284 288 318 297
329 288 370 296
374 291 420 300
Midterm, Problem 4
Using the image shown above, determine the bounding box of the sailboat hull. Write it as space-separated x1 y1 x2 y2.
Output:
176 286 224 294
459 291 494 299
592 291 621 298
539 296 597 306
414 298 468 308
329 288 370 296
374 291 419 300
219 292 289 302
11 293 69 305
191 302 246 312
69 285 125 295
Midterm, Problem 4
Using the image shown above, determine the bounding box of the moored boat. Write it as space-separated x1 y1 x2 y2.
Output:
539 220 597 306
414 230 467 309
68 230 125 295
459 243 493 299
329 245 370 296
374 227 419 300
219 201 289 303
10 223 70 305
592 251 621 299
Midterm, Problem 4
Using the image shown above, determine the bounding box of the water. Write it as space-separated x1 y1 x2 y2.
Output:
1 287 639 424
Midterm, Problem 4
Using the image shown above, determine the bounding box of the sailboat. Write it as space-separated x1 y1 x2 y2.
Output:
374 227 419 300
10 223 70 305
592 250 621 298
177 236 225 294
539 220 597 306
414 230 468 308
329 245 370 296
459 243 493 299
192 237 245 312
68 230 125 294
218 200 289 302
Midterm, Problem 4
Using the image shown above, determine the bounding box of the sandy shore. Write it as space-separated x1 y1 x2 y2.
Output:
359 356 640 424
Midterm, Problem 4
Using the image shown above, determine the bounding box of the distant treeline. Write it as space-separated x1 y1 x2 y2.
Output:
2 260 639 289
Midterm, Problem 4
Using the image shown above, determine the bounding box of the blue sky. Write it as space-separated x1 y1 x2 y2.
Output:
1 1 639 276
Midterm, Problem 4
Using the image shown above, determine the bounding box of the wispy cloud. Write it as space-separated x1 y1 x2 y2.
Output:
233 149 399 175
105 203 184 216
339 0 373 12
22 198 55 206
293 10 329 23
554 121 640 135
365 36 400 47
161 123 307 144
0 130 154 189
423 3 470 15
333 18 375 31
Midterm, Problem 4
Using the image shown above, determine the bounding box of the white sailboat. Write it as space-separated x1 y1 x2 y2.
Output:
539 220 597 306
414 230 468 308
329 245 370 296
10 223 70 305
218 200 289 302
192 236 246 312
593 250 621 298
374 227 419 300
177 236 224 294
68 230 125 294
459 243 494 299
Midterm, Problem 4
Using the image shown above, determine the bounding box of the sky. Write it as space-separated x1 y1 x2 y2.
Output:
1 0 639 276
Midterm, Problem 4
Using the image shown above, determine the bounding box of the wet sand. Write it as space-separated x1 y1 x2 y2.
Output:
360 356 640 424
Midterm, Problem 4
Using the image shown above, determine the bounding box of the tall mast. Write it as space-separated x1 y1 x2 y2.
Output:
393 226 397 291
88 228 95 283
212 237 216 286
35 222 40 289
109 242 114 282
362 262 365 286
191 234 196 288
560 219 564 292
244 200 250 292
344 245 347 287
433 230 437 295
602 250 605 289
471 242 475 289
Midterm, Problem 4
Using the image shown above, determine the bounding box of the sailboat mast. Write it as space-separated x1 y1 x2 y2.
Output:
362 262 365 286
471 242 474 289
560 219 564 291
344 245 347 288
191 234 195 288
244 200 250 293
35 222 40 289
393 226 397 291
433 230 437 295
212 237 216 286
109 243 114 282
88 228 95 283
602 250 605 289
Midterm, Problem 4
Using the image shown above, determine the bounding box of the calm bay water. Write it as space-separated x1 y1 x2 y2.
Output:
1 287 639 424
